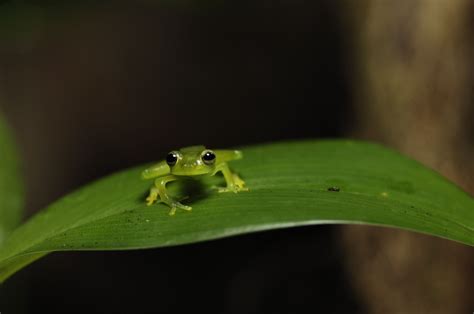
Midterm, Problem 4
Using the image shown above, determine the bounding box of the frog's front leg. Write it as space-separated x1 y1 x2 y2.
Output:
212 163 248 193
146 175 192 215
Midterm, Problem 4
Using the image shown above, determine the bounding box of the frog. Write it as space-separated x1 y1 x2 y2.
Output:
142 145 248 215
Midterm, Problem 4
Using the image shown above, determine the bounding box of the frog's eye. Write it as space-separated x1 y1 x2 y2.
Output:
166 151 179 166
201 150 216 165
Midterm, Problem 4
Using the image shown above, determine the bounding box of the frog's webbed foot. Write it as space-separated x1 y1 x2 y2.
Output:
146 175 192 215
160 193 192 215
214 174 249 193
216 185 249 193
146 187 159 206
167 201 192 216
232 173 247 190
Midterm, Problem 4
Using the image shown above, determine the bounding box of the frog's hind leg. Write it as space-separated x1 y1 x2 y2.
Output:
151 175 192 215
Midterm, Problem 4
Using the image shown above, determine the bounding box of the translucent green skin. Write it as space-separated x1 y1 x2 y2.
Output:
142 146 248 215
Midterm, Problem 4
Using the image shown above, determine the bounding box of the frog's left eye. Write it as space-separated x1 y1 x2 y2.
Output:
201 150 216 165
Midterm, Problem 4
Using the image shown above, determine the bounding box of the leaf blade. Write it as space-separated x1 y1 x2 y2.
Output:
0 140 473 283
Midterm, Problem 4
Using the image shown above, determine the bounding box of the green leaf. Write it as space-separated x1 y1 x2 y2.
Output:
0 113 23 246
0 140 473 282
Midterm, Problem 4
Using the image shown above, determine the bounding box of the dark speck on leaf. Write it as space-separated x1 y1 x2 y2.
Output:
328 187 340 192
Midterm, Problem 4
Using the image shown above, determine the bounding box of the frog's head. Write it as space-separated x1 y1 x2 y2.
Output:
166 146 216 176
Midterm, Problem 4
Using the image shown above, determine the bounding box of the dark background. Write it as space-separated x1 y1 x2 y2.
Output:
0 1 361 313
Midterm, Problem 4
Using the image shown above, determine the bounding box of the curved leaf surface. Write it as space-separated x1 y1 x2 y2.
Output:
0 140 473 283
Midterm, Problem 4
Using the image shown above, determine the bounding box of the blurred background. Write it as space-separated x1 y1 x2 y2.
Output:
0 1 473 313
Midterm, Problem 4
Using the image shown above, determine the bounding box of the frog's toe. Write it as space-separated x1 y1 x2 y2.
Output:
169 201 192 213
146 196 157 206
217 185 247 193
168 207 177 216
177 203 192 211
233 186 248 193
216 186 230 193
212 185 232 193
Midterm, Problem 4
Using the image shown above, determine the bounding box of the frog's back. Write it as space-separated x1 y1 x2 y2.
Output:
180 145 206 153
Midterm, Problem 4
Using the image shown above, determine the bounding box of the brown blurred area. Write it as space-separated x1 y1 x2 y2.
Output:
0 1 473 313
341 1 474 313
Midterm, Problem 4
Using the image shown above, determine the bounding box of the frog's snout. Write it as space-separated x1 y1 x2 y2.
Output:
182 162 197 168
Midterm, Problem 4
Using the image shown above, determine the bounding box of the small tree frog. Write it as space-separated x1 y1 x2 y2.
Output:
142 146 248 215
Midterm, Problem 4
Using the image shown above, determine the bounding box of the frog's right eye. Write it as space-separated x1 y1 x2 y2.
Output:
166 151 179 166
